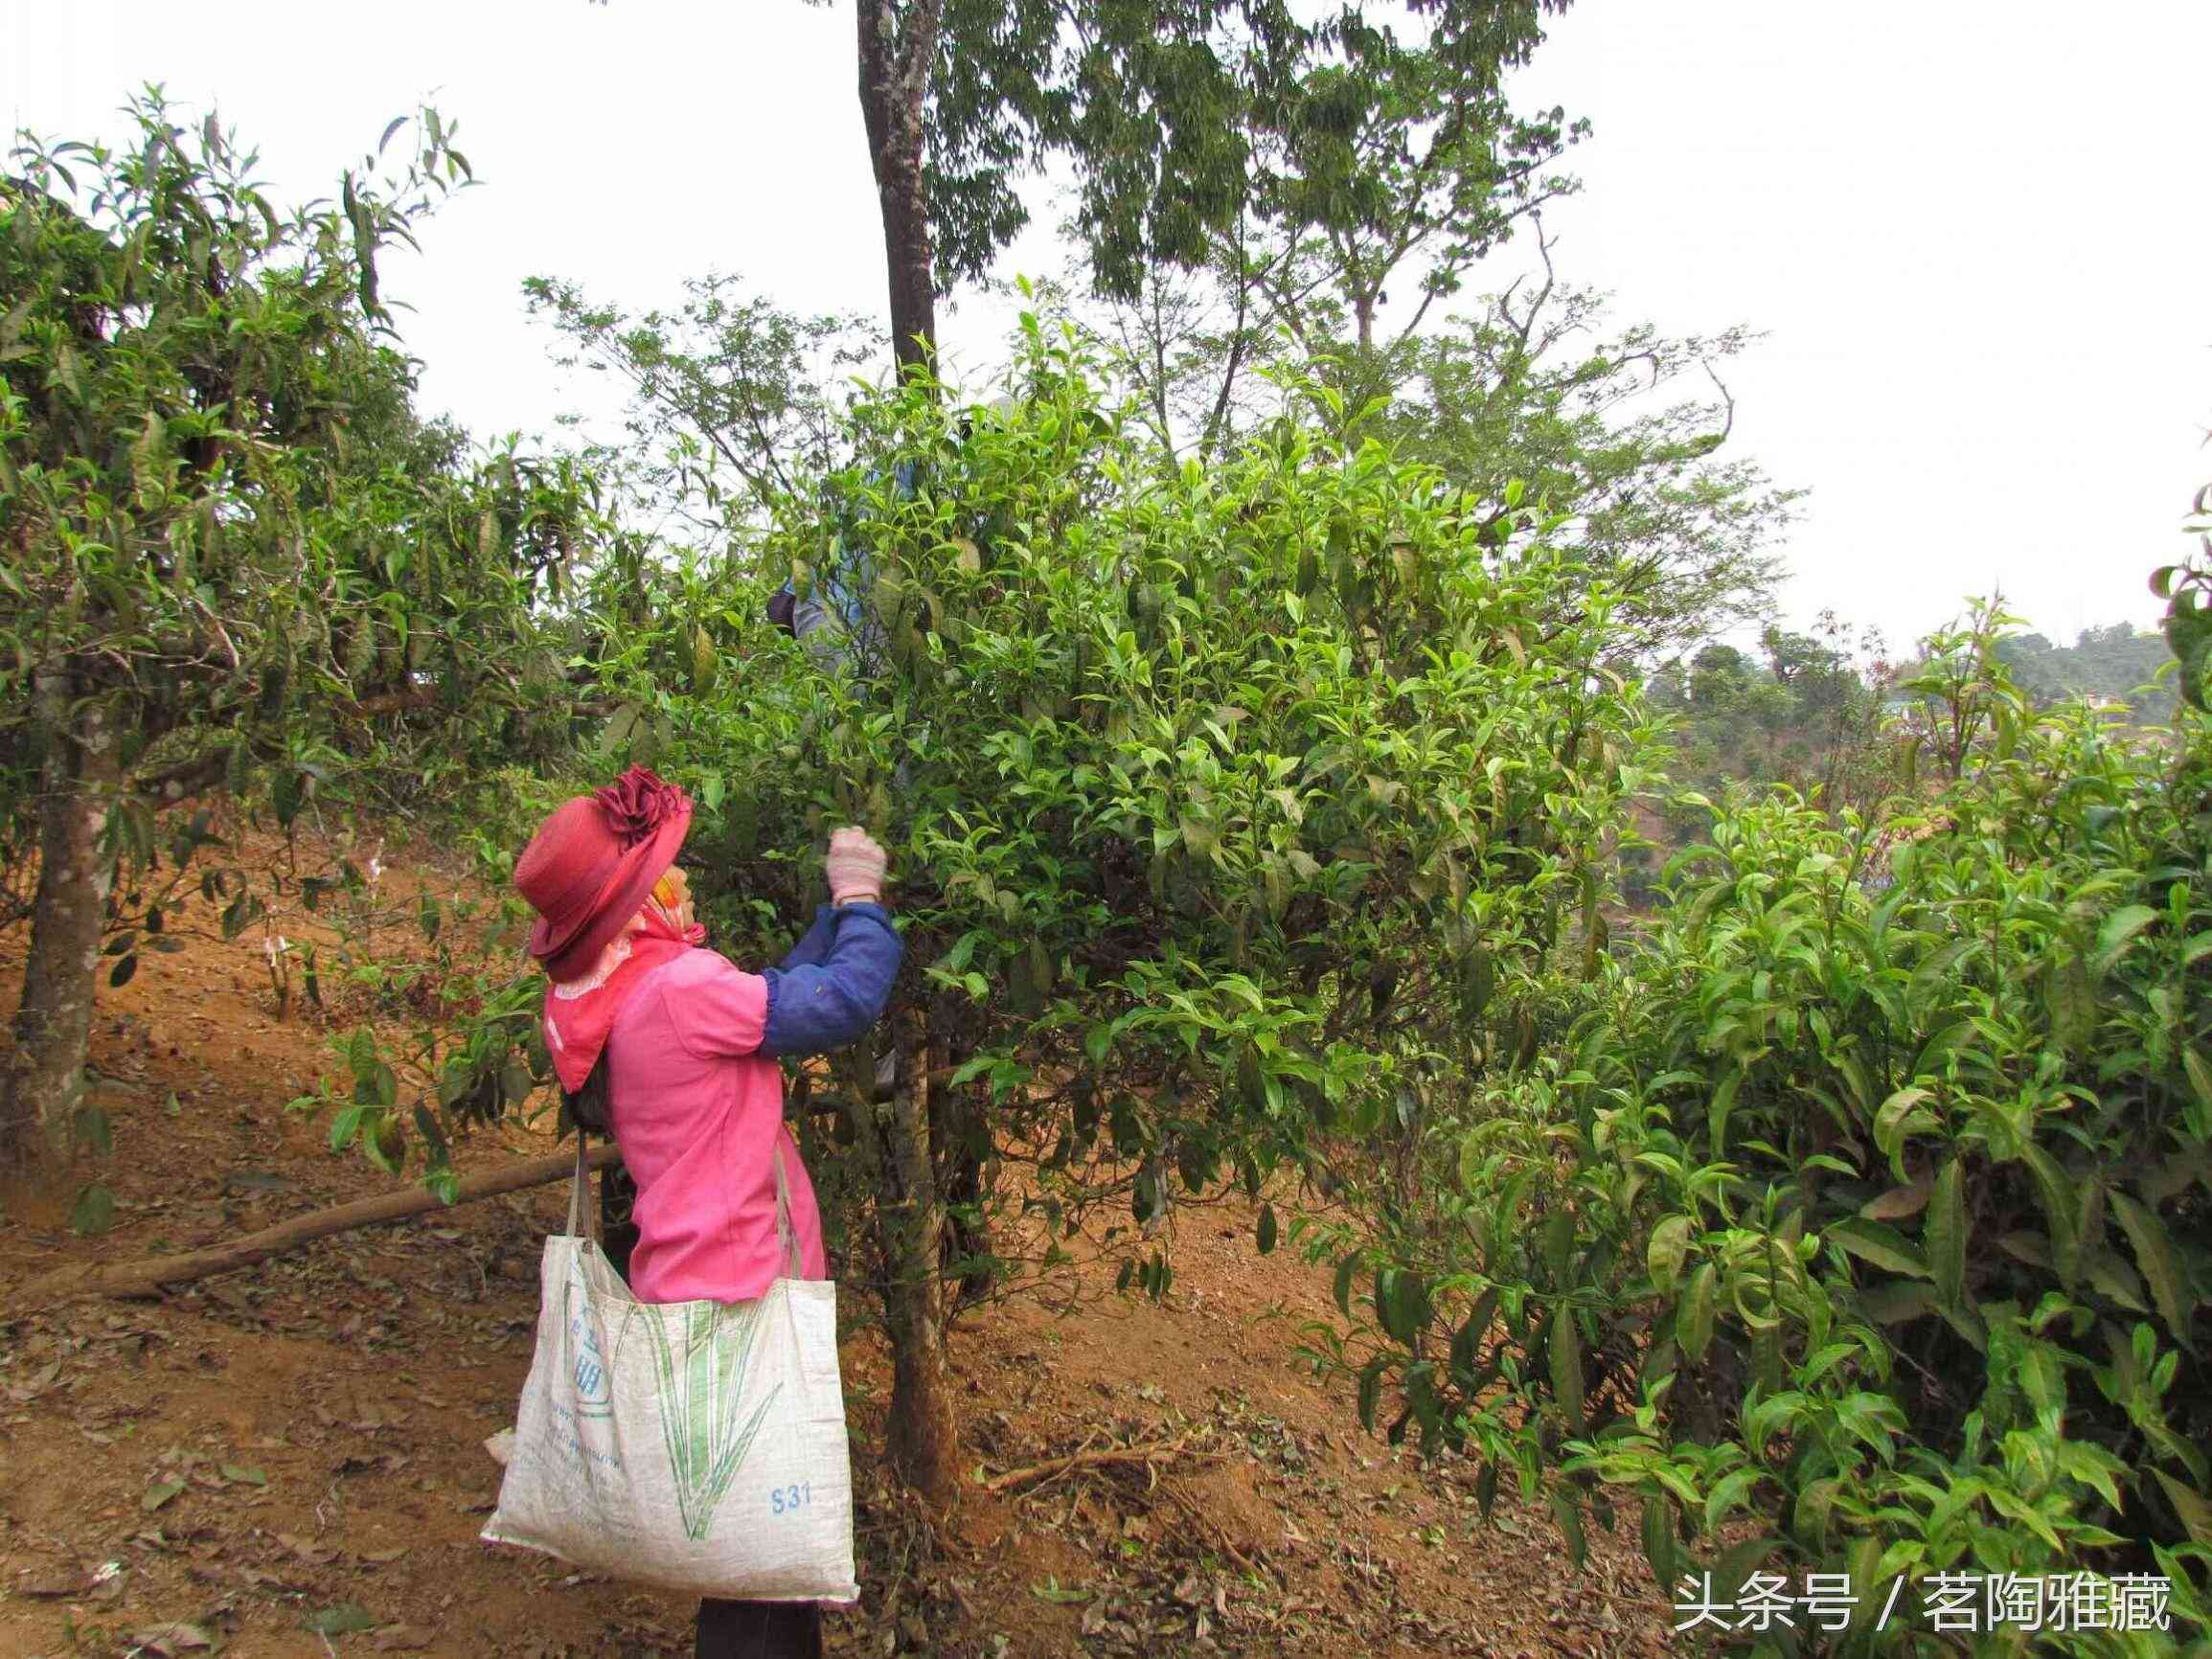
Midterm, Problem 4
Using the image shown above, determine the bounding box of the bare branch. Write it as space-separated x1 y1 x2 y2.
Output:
1703 360 1738 444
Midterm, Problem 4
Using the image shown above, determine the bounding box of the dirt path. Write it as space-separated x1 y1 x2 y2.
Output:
0 830 1675 1657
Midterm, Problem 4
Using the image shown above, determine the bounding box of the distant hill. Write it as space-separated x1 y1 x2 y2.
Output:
1635 620 2177 888
1994 624 2174 721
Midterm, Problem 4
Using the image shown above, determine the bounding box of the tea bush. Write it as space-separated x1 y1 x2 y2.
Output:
1312 621 2211 1651
0 96 608 1179
351 321 1669 1482
589 325 1665 1260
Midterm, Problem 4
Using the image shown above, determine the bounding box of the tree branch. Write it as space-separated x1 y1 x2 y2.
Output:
136 750 235 811
9 1143 622 1313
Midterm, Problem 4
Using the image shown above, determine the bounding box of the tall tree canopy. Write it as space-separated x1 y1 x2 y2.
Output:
523 271 878 542
835 0 1576 369
1068 237 1791 654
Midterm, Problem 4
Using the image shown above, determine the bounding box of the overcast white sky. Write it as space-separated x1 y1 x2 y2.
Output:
9 1 2208 653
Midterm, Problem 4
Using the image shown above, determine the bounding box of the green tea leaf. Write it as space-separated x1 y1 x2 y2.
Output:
70 1183 117 1237
2154 1470 2212 1547
2092 904 2159 974
1547 1307 1585 1430
1548 1489 1587 1568
1926 1161 1968 1308
1824 1217 1930 1279
2085 1247 2148 1311
1451 1288 1499 1382
1357 1361 1382 1433
1456 1130 1485 1193
1372 1265 1425 1342
1872 1087 1937 1165
1647 1215 1692 1292
2021 1143 2082 1290
2047 950 2096 1048
1540 1211 1575 1284
2109 1191 2189 1339
330 1105 366 1153
1704 1466 1763 1533
1793 1479 1840 1553
1706 1068 1743 1157
1677 1262 1717 1361
72 1104 113 1158
1641 1495 1679 1591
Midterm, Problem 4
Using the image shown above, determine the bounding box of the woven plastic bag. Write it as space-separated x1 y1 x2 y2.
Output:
482 1141 857 1602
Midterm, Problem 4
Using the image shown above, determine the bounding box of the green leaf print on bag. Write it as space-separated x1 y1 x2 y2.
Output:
645 1300 784 1540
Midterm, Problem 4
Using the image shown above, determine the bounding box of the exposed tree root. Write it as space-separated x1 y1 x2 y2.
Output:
981 1437 1213 1494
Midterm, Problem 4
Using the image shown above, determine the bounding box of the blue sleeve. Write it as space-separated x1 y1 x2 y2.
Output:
760 902 903 1057
775 905 840 972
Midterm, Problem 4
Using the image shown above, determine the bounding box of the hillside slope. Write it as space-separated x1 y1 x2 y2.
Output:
0 828 1673 1658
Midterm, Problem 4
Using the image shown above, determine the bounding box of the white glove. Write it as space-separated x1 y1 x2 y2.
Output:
825 826 887 906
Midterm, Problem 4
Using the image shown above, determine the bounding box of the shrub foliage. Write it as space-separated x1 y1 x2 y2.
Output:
1311 620 2210 1650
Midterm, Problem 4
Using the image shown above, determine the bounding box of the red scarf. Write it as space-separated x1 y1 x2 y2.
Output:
541 902 706 1094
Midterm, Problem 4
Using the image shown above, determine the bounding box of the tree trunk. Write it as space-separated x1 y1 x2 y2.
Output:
856 0 943 375
0 680 120 1180
936 1068 992 1309
845 1003 960 1501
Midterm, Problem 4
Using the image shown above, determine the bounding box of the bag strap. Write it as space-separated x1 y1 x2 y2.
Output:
771 1138 803 1282
566 1131 596 1241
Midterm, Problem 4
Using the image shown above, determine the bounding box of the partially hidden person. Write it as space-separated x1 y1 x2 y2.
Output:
513 765 901 1659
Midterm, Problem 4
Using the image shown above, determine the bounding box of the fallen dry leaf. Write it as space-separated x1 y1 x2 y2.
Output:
14 1563 85 1598
129 1624 213 1654
4 1360 64 1404
373 1625 436 1651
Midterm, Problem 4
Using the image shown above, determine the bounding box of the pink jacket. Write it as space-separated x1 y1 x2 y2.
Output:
602 950 828 1304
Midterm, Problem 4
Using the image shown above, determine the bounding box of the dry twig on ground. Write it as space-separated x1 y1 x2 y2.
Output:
9 1144 620 1314
982 1436 1218 1494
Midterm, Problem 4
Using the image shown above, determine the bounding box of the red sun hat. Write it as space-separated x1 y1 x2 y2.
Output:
514 766 694 983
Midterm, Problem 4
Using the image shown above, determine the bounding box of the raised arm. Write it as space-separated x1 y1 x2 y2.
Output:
760 902 902 1058
774 904 841 972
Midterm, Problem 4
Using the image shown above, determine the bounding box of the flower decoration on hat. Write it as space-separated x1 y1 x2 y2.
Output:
594 765 690 850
